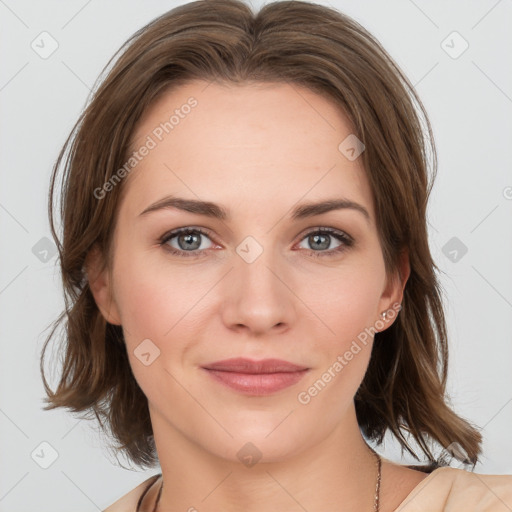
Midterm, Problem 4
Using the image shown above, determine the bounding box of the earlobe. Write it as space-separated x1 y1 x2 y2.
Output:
84 245 122 326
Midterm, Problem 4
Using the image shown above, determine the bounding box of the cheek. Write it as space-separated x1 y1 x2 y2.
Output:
300 258 384 392
307 260 384 338
111 259 198 397
298 284 377 415
111 250 202 356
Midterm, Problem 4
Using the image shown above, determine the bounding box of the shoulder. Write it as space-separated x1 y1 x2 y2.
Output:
103 474 161 512
446 468 512 510
395 466 512 512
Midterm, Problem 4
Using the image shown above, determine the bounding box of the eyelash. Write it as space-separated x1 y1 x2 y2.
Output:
159 226 354 259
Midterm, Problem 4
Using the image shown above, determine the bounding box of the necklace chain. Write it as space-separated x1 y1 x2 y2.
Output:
373 449 382 512
150 450 381 512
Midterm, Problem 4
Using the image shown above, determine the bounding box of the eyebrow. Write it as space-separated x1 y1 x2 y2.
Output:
138 195 370 224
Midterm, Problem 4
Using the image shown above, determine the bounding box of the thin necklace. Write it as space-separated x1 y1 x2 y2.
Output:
373 449 382 512
149 450 382 512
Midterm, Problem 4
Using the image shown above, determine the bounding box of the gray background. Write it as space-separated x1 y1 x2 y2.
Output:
1 0 511 510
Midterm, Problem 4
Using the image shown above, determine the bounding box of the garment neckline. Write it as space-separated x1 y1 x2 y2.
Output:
136 474 162 512
140 467 450 512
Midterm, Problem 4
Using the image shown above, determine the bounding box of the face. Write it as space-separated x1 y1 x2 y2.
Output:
88 80 407 463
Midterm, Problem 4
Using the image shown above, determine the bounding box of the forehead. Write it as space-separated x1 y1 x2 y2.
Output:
119 80 374 223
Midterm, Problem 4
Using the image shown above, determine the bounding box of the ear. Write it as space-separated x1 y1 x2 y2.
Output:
377 248 410 330
84 244 122 326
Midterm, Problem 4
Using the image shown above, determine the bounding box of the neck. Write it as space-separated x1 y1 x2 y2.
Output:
151 405 380 512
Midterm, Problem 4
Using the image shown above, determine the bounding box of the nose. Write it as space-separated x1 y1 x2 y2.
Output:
220 243 297 336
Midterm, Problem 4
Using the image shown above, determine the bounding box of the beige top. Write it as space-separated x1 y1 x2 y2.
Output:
104 466 512 512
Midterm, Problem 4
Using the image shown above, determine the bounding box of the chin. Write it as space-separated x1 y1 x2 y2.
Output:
201 422 317 466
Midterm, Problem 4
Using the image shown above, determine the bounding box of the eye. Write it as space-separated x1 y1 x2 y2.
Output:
159 227 215 258
159 226 354 259
296 228 353 257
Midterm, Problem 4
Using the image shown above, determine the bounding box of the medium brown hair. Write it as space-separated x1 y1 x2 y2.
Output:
41 0 482 469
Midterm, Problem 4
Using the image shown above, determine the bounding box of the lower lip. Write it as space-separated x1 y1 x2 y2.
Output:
203 369 309 395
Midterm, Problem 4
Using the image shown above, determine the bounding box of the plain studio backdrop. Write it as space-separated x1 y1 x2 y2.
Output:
1 0 511 510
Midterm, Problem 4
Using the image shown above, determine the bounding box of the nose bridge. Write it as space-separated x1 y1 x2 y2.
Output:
221 234 294 333
237 242 278 292
236 235 283 297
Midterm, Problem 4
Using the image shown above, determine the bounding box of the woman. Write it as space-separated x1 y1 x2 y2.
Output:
40 0 512 510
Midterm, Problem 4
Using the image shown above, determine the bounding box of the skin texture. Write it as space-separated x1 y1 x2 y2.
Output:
88 80 427 511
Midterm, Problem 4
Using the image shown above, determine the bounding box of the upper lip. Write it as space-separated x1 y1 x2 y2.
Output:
202 358 309 374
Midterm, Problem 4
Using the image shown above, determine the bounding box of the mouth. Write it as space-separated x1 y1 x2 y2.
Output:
201 358 310 396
